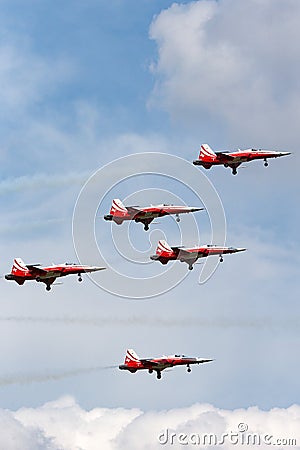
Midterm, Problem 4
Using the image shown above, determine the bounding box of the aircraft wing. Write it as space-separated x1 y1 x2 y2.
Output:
177 248 200 259
126 206 143 214
215 152 235 159
140 359 160 366
26 265 48 275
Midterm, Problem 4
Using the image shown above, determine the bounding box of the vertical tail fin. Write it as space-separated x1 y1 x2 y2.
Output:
125 349 140 365
156 240 173 256
199 144 216 160
12 258 28 276
110 199 128 217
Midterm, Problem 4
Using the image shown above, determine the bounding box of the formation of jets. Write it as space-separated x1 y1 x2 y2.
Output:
104 198 203 230
4 143 290 379
193 143 291 175
119 349 213 379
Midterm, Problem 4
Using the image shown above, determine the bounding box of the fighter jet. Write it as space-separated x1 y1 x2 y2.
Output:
5 258 106 291
104 199 203 231
119 349 213 379
150 240 246 271
193 143 291 175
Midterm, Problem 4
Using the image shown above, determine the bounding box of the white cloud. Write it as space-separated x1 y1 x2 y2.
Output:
15 397 141 450
0 409 55 450
0 397 297 449
149 0 300 148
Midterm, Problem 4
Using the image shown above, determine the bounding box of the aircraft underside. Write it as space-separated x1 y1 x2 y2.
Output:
201 157 270 175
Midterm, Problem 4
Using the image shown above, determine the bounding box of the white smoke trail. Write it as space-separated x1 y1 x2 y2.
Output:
0 316 298 330
0 171 91 195
0 365 118 387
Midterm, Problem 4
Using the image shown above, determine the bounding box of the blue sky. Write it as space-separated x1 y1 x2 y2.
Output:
0 0 299 448
0 0 173 141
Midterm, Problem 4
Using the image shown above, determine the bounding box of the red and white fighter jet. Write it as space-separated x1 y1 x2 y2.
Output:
5 258 106 291
104 199 203 231
193 143 291 175
150 240 246 270
119 349 213 379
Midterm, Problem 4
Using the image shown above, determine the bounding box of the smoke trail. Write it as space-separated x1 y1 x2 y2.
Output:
0 315 299 330
0 365 118 387
0 171 91 195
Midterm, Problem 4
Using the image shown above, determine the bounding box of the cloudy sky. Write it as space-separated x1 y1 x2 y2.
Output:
0 0 299 448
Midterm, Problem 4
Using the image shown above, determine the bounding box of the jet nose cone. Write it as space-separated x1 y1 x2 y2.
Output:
236 248 247 252
192 207 205 212
197 358 214 363
276 151 291 156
